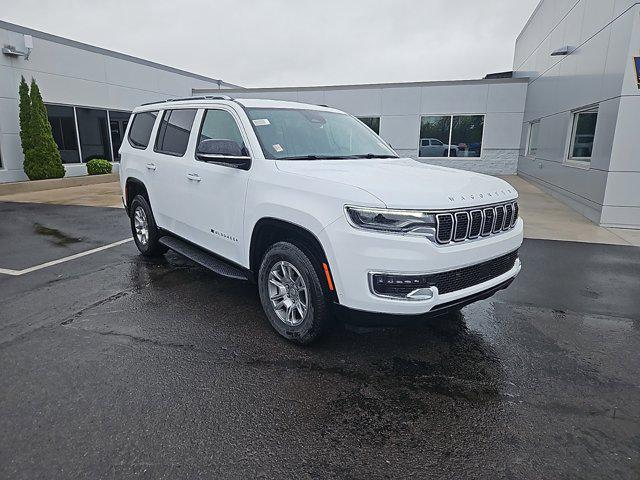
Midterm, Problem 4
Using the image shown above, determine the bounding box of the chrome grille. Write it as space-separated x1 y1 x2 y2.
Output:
469 210 483 239
435 201 519 245
436 214 454 244
454 212 470 242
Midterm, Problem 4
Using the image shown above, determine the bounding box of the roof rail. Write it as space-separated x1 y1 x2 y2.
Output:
140 94 233 106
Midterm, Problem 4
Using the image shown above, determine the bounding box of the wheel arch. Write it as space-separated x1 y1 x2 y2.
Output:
124 177 149 214
249 217 338 302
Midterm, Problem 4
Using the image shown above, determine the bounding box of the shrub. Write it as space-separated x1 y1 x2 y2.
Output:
22 79 65 180
18 77 31 156
86 158 112 175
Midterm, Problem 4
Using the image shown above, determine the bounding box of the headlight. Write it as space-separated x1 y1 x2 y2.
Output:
345 206 436 236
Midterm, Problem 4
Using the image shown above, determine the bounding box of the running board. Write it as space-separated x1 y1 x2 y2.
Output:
159 236 249 281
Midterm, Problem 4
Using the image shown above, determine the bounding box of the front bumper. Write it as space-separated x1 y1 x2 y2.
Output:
319 215 523 315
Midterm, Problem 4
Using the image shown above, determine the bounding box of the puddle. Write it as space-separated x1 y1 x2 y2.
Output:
34 223 82 246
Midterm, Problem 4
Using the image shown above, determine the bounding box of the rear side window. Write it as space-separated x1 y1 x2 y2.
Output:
154 109 197 156
128 111 158 149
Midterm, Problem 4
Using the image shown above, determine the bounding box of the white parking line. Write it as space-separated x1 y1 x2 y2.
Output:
0 238 133 276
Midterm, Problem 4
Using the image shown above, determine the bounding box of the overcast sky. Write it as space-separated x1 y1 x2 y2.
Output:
3 0 540 88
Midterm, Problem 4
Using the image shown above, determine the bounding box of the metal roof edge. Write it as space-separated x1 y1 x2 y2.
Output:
193 77 528 94
0 20 241 88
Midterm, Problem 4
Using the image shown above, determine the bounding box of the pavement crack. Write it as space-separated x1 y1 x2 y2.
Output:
95 330 197 351
60 290 133 326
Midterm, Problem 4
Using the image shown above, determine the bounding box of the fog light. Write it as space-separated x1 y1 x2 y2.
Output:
371 273 434 299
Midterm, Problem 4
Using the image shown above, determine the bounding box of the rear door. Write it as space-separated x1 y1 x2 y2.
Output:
151 108 198 238
184 107 252 265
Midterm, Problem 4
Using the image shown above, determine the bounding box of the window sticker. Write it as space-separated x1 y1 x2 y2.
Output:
253 118 271 126
272 144 284 152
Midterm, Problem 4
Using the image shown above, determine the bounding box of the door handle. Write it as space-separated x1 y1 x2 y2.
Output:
145 163 156 171
186 173 202 182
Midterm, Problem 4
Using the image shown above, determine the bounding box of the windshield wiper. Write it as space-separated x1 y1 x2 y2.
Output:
278 155 359 160
351 154 399 159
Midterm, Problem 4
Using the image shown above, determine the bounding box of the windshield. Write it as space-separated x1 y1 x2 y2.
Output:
246 108 398 160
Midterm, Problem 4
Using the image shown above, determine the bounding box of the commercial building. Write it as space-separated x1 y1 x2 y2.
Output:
514 0 640 228
2 0 639 228
0 20 236 183
194 78 528 175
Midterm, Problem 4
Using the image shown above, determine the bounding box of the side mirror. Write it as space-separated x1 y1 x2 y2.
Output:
196 139 251 170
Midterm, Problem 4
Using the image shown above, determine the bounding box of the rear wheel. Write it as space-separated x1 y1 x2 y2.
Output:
258 242 332 344
129 195 167 257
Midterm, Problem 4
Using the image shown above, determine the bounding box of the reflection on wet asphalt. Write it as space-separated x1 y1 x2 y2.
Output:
0 203 639 479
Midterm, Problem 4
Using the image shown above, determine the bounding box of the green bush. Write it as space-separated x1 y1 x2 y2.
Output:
86 158 112 175
21 78 65 180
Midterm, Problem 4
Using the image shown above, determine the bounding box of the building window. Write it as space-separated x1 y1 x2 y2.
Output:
109 110 131 161
128 111 158 149
527 120 540 156
357 117 380 135
568 106 598 164
418 115 484 158
45 104 80 164
155 109 197 157
76 107 112 162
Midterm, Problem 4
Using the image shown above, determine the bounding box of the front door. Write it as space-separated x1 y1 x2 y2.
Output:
184 108 252 265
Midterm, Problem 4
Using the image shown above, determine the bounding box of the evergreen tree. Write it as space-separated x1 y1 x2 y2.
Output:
18 76 31 156
23 79 65 180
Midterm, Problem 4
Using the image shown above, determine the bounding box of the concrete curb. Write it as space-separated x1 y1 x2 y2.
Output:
0 173 119 195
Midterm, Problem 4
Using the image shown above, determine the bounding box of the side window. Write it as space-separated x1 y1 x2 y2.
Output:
128 111 158 149
197 109 247 155
155 109 197 156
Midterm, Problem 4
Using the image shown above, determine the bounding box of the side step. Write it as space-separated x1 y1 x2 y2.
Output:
159 236 249 281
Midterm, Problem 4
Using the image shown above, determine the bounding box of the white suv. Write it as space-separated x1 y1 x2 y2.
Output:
120 96 523 344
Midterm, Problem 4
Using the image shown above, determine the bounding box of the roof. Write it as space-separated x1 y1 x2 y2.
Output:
0 20 241 88
133 96 341 113
193 76 528 95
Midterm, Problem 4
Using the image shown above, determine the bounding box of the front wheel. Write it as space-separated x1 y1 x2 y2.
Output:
258 242 332 345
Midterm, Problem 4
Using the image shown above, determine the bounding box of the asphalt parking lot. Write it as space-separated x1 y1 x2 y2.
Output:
1 200 639 479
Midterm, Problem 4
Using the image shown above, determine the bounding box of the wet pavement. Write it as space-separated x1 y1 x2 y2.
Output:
0 201 639 479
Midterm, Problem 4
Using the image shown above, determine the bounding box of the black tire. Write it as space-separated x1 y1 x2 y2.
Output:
129 195 168 257
258 241 332 345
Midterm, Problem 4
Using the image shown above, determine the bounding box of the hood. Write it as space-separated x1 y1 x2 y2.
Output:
275 158 518 210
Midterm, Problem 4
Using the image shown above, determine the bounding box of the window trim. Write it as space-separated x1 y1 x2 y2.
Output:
526 120 540 157
564 105 599 168
153 108 198 158
194 107 253 170
417 113 485 160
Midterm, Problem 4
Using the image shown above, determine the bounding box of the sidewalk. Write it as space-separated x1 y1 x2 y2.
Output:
0 174 638 246
0 175 122 209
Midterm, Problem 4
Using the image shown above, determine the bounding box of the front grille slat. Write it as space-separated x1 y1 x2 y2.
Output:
435 201 518 244
436 214 454 244
454 212 470 242
469 211 483 238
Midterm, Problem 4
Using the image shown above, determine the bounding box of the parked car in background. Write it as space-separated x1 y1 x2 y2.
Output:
419 138 458 157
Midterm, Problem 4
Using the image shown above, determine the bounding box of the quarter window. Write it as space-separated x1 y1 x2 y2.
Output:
128 111 158 149
155 109 197 157
568 107 598 163
527 121 540 156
